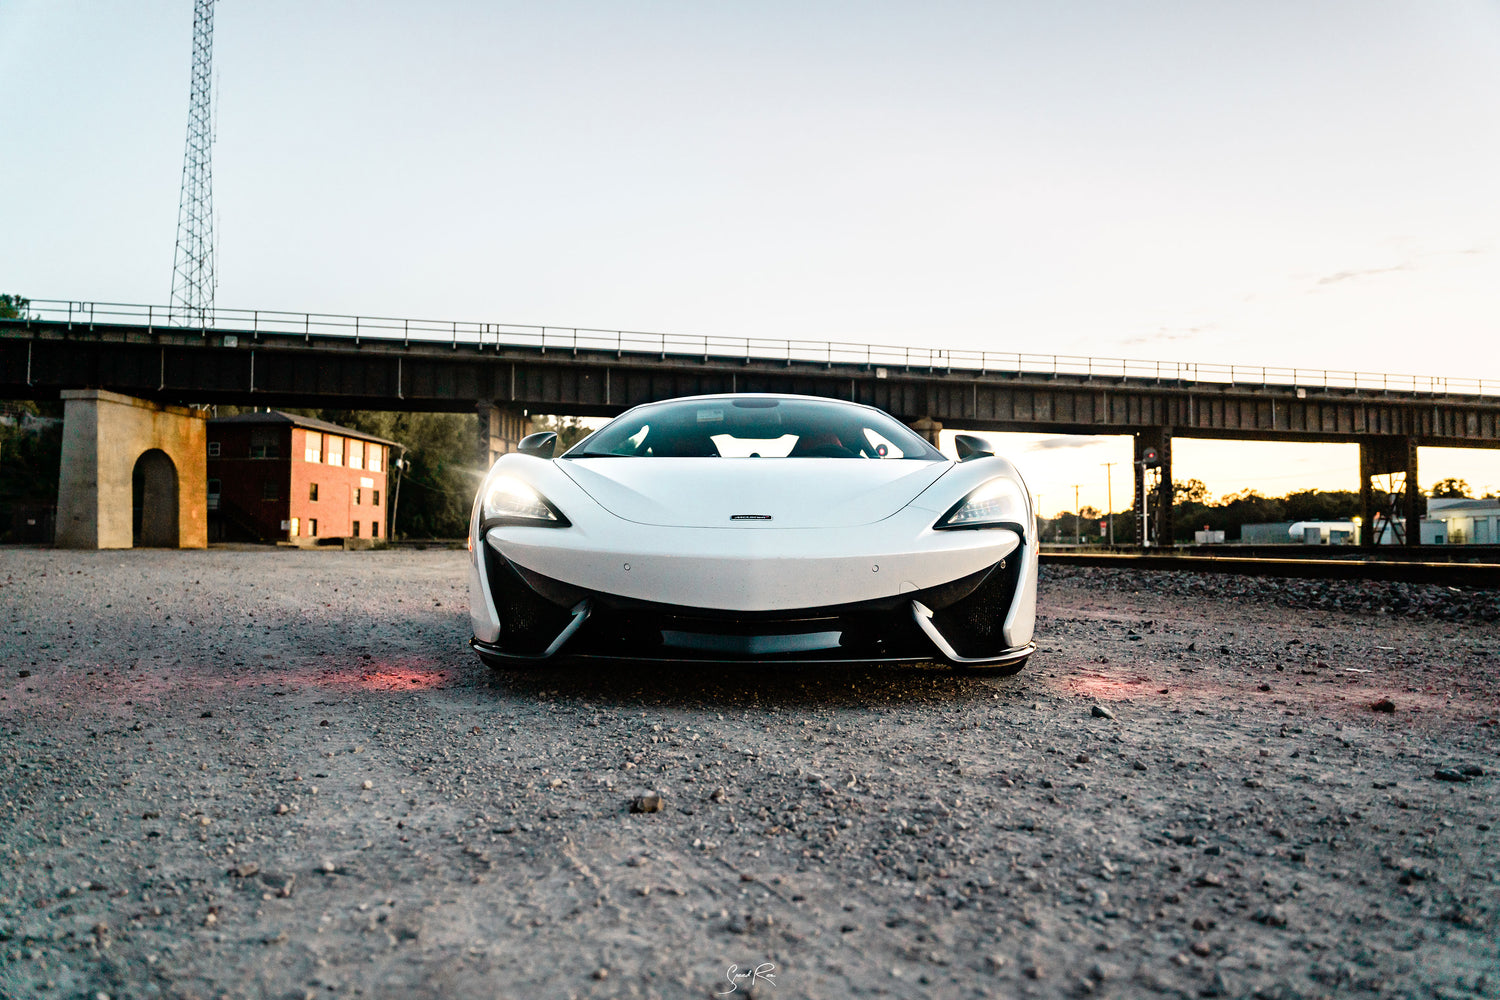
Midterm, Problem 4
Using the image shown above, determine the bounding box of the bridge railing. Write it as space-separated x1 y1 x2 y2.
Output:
9 298 1498 398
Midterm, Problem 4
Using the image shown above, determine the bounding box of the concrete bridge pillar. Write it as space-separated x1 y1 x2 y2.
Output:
1133 428 1173 547
55 389 207 549
1359 436 1420 547
477 402 529 469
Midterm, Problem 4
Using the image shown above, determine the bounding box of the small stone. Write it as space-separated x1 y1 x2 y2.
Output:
361 780 373 790
1024 963 1044 980
202 911 217 926
1193 873 1222 888
548 778 563 789
320 861 336 873
1460 765 1485 777
1370 698 1396 713
228 862 260 878
1091 705 1114 720
709 787 726 802
984 954 1007 973
200 711 213 718
1075 753 1090 764
1433 768 1471 783
1258 684 1272 692
1253 905 1288 927
630 792 664 814
1132 760 1148 772
17 670 30 678
592 968 608 981
1190 941 1212 957
275 803 289 815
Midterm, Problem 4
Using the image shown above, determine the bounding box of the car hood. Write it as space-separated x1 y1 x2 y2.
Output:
557 458 953 528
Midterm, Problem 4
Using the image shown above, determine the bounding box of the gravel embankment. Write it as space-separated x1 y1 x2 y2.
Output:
1 548 1496 999
1044 564 1500 624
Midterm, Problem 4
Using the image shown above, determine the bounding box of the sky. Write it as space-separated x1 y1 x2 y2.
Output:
3 1 1499 512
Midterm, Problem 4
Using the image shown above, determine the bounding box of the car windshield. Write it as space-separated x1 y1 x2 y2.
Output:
564 396 945 460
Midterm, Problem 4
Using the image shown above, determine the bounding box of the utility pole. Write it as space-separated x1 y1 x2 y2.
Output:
1072 483 1082 546
1101 462 1116 547
171 0 217 326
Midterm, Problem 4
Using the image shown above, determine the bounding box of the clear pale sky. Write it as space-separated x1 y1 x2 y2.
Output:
3 1 1498 511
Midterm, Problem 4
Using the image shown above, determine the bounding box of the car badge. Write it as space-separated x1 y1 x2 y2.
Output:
730 514 773 520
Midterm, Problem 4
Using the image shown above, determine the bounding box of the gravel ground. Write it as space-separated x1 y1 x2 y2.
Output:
1 548 1496 1000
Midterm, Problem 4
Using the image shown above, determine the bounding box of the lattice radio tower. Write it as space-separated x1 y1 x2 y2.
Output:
170 0 217 325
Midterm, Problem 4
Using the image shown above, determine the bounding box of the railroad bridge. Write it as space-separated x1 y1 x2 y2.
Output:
4 301 1498 547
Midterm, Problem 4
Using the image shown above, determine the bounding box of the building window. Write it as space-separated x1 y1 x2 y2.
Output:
327 436 344 467
354 487 362 505
207 441 221 457
308 518 318 537
371 521 379 538
207 479 221 511
367 446 383 473
309 482 319 501
352 521 360 538
372 489 380 506
304 431 322 463
262 481 279 501
250 428 280 459
348 439 364 471
289 517 300 537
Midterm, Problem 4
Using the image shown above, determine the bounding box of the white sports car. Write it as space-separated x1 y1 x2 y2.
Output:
467 394 1037 673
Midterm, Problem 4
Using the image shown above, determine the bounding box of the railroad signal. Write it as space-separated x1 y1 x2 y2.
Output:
1141 447 1160 467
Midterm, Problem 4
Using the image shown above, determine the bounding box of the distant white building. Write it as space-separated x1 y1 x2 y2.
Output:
1427 497 1500 545
1240 520 1357 545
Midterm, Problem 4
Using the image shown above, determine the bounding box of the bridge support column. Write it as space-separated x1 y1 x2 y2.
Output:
55 389 207 549
477 402 529 469
1133 428 1173 547
1359 436 1420 547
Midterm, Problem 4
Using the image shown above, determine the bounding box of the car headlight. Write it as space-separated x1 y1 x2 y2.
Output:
935 478 1028 532
481 476 570 528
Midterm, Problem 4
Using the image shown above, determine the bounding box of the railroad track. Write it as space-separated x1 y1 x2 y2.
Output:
1040 550 1500 589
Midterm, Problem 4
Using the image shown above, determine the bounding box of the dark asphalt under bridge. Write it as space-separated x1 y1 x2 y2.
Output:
4 303 1498 548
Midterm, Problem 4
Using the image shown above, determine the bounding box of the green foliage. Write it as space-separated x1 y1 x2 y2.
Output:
0 405 63 540
0 294 32 320
1428 477 1470 499
529 414 593 452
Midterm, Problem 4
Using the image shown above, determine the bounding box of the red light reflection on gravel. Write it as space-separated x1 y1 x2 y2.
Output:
317 663 452 691
1063 673 1164 701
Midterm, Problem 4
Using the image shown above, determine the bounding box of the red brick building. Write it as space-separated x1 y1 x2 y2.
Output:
207 412 399 544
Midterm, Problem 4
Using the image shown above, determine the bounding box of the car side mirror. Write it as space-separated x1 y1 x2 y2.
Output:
516 431 557 459
954 434 993 462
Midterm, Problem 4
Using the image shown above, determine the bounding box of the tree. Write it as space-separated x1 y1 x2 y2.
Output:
1429 478 1470 499
529 414 593 452
1173 478 1210 504
0 294 31 320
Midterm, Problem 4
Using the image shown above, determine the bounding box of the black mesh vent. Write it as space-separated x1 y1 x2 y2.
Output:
484 549 576 655
928 555 1022 658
